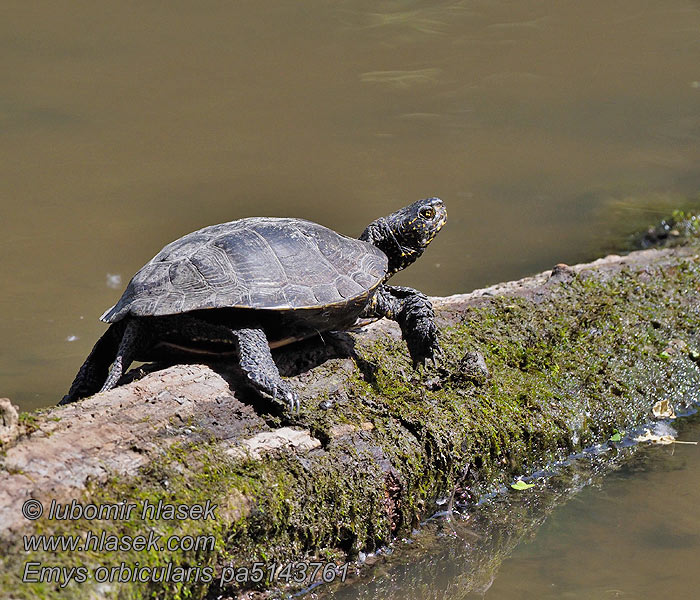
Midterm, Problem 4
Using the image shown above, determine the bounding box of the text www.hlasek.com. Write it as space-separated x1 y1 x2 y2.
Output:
23 529 215 553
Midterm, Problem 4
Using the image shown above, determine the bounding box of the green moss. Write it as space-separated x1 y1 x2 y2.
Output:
17 412 40 434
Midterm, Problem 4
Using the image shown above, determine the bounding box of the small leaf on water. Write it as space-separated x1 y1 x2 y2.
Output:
609 431 622 443
511 480 535 490
634 428 676 445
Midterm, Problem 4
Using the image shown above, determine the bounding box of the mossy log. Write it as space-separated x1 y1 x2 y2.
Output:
1 241 700 599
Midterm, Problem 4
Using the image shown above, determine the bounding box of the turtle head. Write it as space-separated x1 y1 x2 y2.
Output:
360 197 447 275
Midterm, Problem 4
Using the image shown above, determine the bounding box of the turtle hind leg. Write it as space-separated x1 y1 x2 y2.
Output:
99 319 148 394
60 321 127 405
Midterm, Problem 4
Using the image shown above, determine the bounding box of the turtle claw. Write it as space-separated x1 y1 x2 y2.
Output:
271 383 300 412
404 311 440 372
411 347 441 371
428 348 442 368
247 368 299 413
285 390 300 413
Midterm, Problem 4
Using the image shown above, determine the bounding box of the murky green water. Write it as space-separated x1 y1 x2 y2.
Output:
482 425 700 599
3 0 700 410
1 0 699 597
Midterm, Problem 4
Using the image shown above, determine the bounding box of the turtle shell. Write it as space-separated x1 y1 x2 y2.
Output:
100 217 389 323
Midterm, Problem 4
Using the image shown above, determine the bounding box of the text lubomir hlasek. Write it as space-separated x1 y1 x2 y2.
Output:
46 499 217 521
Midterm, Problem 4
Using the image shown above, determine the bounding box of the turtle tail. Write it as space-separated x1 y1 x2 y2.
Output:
59 321 127 405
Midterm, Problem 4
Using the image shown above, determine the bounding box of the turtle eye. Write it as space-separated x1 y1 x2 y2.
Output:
419 206 435 220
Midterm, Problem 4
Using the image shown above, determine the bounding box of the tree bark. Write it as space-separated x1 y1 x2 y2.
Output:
1 242 699 599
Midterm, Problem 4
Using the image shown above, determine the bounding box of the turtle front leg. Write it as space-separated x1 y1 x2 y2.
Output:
171 316 299 412
362 285 440 368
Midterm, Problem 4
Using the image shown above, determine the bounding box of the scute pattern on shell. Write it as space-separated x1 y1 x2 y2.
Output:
100 217 388 322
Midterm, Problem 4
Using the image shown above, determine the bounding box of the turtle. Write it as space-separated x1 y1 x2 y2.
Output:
61 197 447 411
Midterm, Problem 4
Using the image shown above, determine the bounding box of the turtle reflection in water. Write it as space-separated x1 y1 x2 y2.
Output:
61 197 448 412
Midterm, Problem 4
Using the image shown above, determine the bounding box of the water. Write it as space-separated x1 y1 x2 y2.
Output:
3 0 700 410
483 430 700 599
1 0 699 596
